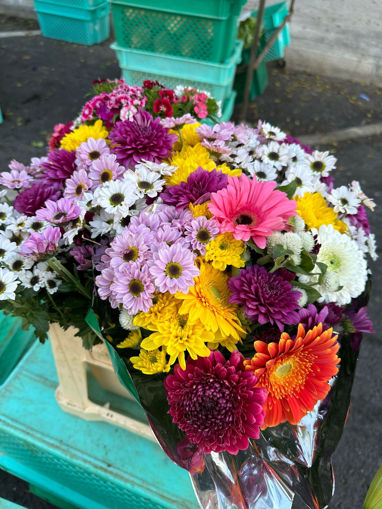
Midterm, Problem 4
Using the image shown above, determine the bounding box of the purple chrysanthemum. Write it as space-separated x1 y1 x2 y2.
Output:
70 245 94 270
184 216 219 255
164 350 266 455
345 305 375 351
347 205 371 234
36 197 81 224
14 181 62 216
111 262 155 314
20 226 61 258
298 303 344 331
109 109 177 169
161 168 228 209
40 149 76 183
149 243 199 294
228 265 301 330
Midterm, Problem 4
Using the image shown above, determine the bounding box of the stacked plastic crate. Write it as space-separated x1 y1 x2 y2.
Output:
34 0 110 45
110 0 247 121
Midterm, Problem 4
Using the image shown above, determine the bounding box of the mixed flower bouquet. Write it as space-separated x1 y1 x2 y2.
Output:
0 78 377 508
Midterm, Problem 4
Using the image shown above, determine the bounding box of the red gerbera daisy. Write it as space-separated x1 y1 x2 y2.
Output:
244 323 340 428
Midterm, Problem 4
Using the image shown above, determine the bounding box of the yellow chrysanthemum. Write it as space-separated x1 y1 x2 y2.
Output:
296 192 347 233
60 120 108 152
141 315 213 370
216 162 242 178
205 232 245 271
166 143 216 186
117 329 142 349
170 122 201 150
133 292 179 331
176 261 246 341
130 348 170 375
208 330 241 352
189 202 213 219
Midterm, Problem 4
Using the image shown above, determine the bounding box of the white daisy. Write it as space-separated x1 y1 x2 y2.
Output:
350 180 376 211
305 224 367 305
0 203 14 226
260 121 286 141
6 214 29 234
259 141 290 170
250 160 278 181
0 267 19 300
0 237 18 261
305 150 336 177
19 267 45 291
93 180 138 216
284 165 315 197
327 186 360 214
4 253 33 272
136 160 178 177
24 217 50 233
286 143 307 167
89 211 114 238
125 166 165 199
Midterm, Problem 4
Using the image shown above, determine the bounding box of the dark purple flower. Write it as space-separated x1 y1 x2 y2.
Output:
165 350 266 455
40 149 76 183
253 325 281 344
109 110 177 169
161 168 228 208
345 306 375 351
14 181 62 216
347 205 371 234
321 174 334 192
70 245 94 270
298 303 344 331
282 135 313 154
228 265 301 330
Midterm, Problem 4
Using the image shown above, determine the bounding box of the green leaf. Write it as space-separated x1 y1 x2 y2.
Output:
291 280 322 302
317 262 328 275
364 466 382 509
284 263 312 276
273 243 293 259
276 181 297 199
257 255 272 266
300 250 315 273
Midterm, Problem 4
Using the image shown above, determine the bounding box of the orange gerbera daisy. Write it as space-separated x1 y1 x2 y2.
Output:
244 323 340 428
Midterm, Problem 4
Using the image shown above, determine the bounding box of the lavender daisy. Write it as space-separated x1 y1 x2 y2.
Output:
88 154 125 185
184 216 219 255
111 262 155 314
108 230 150 271
0 169 33 189
64 170 92 200
75 137 110 168
36 198 81 224
20 226 62 258
228 265 301 330
109 110 177 169
149 243 199 294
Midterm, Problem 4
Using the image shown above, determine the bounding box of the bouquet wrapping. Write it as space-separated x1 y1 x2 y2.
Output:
0 79 376 509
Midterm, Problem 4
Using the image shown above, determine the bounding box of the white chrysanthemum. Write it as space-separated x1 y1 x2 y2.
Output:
297 231 315 253
0 267 19 300
93 180 138 216
0 203 15 225
119 309 139 330
260 141 290 170
327 186 360 214
287 143 307 167
125 166 165 199
297 288 308 307
6 214 28 234
305 150 336 177
289 215 306 233
233 147 256 168
267 231 303 265
284 165 315 197
312 224 367 305
366 233 378 261
247 160 277 181
0 237 18 261
260 121 286 141
136 160 178 177
4 253 33 272
350 181 376 211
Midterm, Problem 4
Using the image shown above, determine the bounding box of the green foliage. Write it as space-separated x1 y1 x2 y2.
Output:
276 181 297 199
238 16 260 49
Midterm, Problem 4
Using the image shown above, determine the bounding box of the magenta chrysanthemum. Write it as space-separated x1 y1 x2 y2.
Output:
14 181 62 216
36 198 81 224
149 243 199 294
228 265 301 330
209 174 297 248
164 350 266 454
161 168 228 209
109 109 177 169
40 149 76 183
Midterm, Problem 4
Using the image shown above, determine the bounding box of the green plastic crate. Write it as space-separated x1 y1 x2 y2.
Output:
34 0 110 45
112 40 243 104
233 59 268 103
110 0 246 63
252 1 290 62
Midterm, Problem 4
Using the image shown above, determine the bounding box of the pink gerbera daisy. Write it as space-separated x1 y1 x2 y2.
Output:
208 174 297 248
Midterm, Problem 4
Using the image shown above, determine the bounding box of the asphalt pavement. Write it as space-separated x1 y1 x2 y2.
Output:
0 13 381 509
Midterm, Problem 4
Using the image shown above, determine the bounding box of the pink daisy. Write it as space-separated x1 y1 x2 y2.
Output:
208 174 297 248
149 243 199 294
0 169 33 189
111 262 155 314
36 197 81 224
64 170 92 200
184 216 220 255
108 230 150 271
20 226 62 258
88 154 125 186
75 138 110 169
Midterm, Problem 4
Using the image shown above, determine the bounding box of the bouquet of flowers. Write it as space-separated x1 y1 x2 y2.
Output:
0 78 377 508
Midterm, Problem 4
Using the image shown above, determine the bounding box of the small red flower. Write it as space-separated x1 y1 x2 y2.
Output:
153 98 173 117
159 89 175 102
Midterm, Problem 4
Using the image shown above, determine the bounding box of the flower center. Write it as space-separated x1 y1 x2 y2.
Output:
0 213 6 220
138 180 153 190
129 279 144 296
0 281 5 293
275 362 292 377
340 198 348 205
326 253 341 270
10 234 22 245
12 260 23 271
165 262 183 279
123 247 139 262
0 249 5 257
110 193 124 206
312 161 324 172
100 170 112 183
268 151 279 161
89 150 101 161
30 275 39 286
31 221 43 231
196 228 211 244
235 213 255 226
47 279 57 289
257 171 266 179
75 184 85 196
119 216 130 228
295 177 303 187
53 212 67 221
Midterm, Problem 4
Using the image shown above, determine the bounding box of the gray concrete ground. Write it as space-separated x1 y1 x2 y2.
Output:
0 14 381 509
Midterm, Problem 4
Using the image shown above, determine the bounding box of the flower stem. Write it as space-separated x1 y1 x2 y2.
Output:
47 256 91 300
